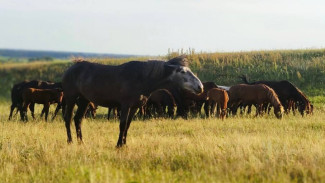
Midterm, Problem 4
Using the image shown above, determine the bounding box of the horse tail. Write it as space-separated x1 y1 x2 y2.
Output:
239 75 250 84
264 85 284 113
223 90 229 110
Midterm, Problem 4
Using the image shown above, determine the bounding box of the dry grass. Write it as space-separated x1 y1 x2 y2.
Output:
1 102 325 182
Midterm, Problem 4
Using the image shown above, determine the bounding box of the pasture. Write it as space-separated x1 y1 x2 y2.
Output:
1 49 325 182
1 100 325 182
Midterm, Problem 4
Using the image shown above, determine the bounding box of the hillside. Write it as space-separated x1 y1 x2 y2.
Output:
1 49 325 101
0 49 138 63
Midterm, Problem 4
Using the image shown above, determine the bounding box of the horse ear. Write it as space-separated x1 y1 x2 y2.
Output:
164 64 178 76
167 55 188 67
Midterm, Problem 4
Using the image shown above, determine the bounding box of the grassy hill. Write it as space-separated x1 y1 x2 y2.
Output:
1 49 325 101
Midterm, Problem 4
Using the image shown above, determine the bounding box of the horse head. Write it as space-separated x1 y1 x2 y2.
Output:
165 56 203 94
274 104 284 119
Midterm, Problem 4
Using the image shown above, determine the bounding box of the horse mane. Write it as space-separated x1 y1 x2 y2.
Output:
167 55 189 67
142 60 167 80
289 82 310 104
223 90 229 110
142 56 189 81
264 85 284 112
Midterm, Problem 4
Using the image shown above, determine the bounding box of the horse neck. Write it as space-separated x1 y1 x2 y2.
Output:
294 87 310 104
266 88 282 109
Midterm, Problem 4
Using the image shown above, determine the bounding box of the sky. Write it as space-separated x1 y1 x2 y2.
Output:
0 0 325 55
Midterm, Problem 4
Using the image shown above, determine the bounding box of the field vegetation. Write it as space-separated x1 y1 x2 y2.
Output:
1 49 324 100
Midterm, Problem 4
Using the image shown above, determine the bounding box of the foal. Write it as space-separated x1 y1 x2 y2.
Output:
207 88 229 120
22 88 63 121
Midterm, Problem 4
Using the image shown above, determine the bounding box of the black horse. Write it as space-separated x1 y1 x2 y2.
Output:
62 56 203 147
8 80 62 120
240 75 312 116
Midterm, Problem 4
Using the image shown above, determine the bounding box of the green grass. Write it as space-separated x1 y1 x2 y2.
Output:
1 102 325 182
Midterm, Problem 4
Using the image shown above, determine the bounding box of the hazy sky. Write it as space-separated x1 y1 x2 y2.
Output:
1 0 325 55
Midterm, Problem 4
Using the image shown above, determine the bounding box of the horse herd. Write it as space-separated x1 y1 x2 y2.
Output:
7 56 313 147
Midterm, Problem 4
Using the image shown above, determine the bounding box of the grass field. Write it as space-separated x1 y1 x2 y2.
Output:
1 49 325 182
1 100 325 182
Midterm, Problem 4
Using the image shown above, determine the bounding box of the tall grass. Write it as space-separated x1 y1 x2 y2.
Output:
1 103 325 182
1 49 324 100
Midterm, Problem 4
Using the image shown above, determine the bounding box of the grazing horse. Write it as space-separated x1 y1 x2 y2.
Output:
228 84 284 119
21 88 63 121
8 80 62 120
145 89 176 118
207 88 229 120
240 75 312 116
182 89 209 117
62 56 203 147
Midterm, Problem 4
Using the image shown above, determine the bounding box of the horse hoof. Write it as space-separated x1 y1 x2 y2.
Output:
116 144 123 148
67 140 73 144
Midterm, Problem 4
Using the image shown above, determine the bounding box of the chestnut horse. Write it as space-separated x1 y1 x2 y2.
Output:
9 80 62 120
207 88 229 120
21 88 63 121
240 75 312 116
228 84 284 119
62 56 203 147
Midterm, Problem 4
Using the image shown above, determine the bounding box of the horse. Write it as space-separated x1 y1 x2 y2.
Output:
207 88 229 120
62 55 203 147
182 89 209 117
240 75 312 116
145 89 176 119
8 80 62 120
21 88 63 121
51 97 98 120
228 84 284 119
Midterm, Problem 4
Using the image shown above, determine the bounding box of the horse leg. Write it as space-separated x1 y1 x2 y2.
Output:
117 106 132 147
52 102 62 121
22 102 30 122
73 98 89 144
203 101 209 117
64 97 76 144
123 107 138 145
19 104 25 121
29 103 35 120
292 102 296 116
255 104 263 117
41 105 47 118
168 105 175 118
216 103 221 118
157 104 163 118
44 103 50 122
107 107 112 120
8 103 16 120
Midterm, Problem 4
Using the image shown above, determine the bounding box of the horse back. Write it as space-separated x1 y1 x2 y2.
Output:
22 88 63 104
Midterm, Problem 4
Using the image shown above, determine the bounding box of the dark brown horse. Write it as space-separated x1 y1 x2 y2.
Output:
62 56 203 147
145 89 176 118
21 88 63 121
207 88 229 120
9 80 62 120
240 75 312 116
182 89 209 117
228 84 284 119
